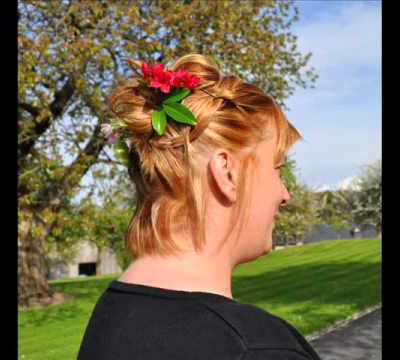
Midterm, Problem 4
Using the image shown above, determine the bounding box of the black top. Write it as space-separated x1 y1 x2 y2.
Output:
78 280 321 359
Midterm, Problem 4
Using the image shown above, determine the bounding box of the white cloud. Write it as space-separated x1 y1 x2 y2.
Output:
291 126 381 164
337 176 361 191
294 2 381 71
284 2 381 189
314 184 331 192
288 124 381 190
287 2 381 110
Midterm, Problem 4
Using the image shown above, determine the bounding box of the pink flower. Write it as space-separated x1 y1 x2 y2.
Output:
101 124 120 144
101 123 113 138
107 132 120 145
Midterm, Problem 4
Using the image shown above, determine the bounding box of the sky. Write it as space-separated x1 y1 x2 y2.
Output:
72 0 382 204
285 0 381 191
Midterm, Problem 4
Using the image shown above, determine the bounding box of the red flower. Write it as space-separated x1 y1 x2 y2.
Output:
141 62 166 83
151 69 173 93
140 61 200 93
151 63 165 78
184 75 201 90
170 69 190 87
141 62 152 81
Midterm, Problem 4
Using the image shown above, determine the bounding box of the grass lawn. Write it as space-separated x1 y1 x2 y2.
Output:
19 238 381 360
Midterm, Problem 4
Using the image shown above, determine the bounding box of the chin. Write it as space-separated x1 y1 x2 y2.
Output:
237 245 268 265
262 243 273 256
262 230 273 254
236 230 274 265
243 246 271 261
264 244 272 253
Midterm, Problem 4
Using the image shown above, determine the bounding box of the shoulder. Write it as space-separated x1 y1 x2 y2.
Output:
197 299 318 359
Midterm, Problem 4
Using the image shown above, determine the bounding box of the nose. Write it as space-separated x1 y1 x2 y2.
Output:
280 185 291 208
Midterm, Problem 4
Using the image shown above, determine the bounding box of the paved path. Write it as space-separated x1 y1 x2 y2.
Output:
309 308 381 360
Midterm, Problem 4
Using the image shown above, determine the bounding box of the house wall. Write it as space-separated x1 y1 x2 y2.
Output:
98 247 122 275
47 240 122 280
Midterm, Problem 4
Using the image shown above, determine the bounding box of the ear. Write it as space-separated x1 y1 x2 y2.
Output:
208 148 240 203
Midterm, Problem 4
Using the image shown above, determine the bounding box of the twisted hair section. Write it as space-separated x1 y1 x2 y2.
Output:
107 53 302 259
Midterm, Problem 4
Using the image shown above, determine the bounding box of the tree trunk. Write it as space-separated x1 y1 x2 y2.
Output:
18 212 52 309
376 224 381 239
96 245 102 276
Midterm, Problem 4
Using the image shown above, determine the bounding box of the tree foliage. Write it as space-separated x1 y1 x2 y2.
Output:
19 0 318 210
314 190 353 232
314 159 381 237
46 173 137 270
18 0 317 305
352 159 381 235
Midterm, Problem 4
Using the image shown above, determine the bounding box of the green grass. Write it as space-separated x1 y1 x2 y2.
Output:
19 238 381 360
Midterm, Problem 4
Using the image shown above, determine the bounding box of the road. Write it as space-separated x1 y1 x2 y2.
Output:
309 308 381 360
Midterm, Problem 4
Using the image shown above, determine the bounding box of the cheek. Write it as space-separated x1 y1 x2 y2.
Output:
248 159 281 219
252 177 279 220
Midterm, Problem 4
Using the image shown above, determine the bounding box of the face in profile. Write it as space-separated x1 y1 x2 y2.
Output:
236 124 291 263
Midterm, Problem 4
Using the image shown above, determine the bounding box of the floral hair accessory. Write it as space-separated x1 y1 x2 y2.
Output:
101 60 201 166
101 118 131 166
138 61 201 136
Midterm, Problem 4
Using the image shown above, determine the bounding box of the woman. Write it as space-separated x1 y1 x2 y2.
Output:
78 54 321 359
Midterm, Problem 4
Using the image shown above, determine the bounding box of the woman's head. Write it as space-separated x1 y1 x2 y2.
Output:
108 53 301 262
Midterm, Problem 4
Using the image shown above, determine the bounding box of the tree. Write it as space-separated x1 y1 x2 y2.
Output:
314 188 363 239
50 194 135 273
314 190 352 232
77 177 137 271
314 160 381 240
352 160 381 237
18 0 317 307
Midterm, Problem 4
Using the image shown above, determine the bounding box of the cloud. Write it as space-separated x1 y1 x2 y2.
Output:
284 1 381 189
337 176 361 191
289 125 381 188
294 1 381 72
287 2 381 110
291 126 381 163
314 184 331 192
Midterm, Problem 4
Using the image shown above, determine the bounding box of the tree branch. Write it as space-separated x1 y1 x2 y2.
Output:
19 102 40 117
34 115 106 214
19 74 79 160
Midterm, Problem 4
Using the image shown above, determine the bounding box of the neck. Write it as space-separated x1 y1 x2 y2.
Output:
119 194 241 299
119 248 234 299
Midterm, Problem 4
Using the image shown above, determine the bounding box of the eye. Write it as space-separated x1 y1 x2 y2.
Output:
275 156 288 170
275 163 286 177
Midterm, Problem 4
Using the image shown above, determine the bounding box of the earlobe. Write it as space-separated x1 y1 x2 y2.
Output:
208 149 238 204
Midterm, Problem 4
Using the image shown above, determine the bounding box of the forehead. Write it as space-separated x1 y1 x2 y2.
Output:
258 123 287 165
255 127 277 162
262 123 278 149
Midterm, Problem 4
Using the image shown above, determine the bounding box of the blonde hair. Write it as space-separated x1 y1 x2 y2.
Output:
108 54 301 259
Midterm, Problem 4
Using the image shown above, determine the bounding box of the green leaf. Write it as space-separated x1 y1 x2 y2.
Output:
162 102 196 125
110 117 127 130
113 141 130 166
152 109 167 136
162 88 191 104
